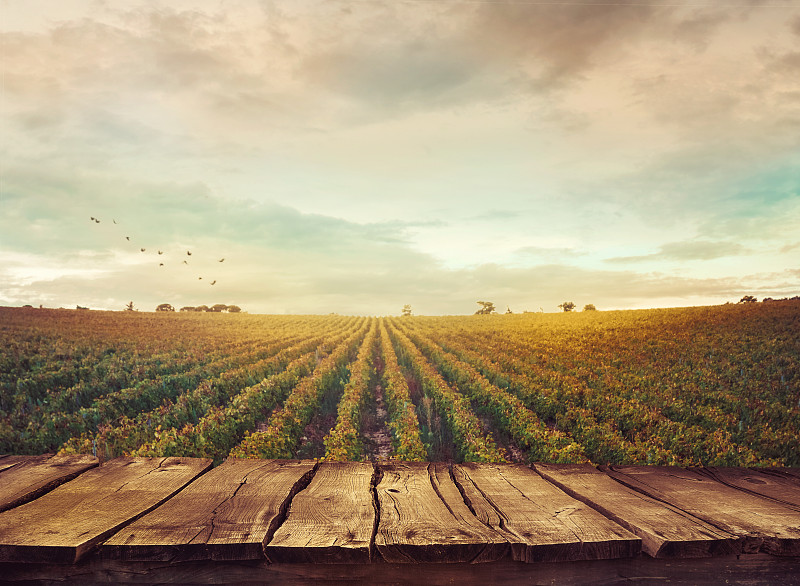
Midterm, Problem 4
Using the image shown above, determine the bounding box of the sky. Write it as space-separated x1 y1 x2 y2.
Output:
1 0 799 316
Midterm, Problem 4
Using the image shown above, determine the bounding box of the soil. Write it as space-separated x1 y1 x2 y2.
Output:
295 411 337 459
406 373 423 404
477 412 527 463
362 383 394 461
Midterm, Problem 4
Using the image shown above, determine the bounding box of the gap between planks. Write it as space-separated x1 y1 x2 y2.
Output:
2 458 799 565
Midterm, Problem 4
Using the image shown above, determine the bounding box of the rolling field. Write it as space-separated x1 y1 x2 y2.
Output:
1 302 798 466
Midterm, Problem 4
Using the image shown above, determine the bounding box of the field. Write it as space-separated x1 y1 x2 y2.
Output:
1 302 798 467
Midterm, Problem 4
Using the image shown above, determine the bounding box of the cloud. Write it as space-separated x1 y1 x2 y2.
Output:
607 240 749 264
299 36 476 110
670 10 730 51
2 2 799 315
0 162 417 256
463 3 738 90
468 210 521 222
514 246 584 262
763 50 800 75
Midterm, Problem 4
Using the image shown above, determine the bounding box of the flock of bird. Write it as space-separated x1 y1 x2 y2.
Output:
89 216 224 286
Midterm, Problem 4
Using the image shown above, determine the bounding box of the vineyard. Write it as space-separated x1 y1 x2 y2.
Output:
1 302 798 467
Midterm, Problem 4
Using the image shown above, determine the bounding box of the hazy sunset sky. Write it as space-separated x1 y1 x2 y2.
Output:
1 0 799 315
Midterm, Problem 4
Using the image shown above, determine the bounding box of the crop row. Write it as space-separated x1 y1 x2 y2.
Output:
397 302 799 465
376 321 427 461
56 319 361 459
391 320 588 463
387 324 506 462
323 321 379 461
4 303 798 466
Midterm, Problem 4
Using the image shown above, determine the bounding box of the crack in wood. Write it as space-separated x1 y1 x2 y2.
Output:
453 466 509 532
203 466 258 544
600 466 747 546
693 468 800 512
427 463 459 522
84 458 212 563
109 457 168 497
369 463 382 562
531 464 680 557
262 461 320 560
449 464 479 519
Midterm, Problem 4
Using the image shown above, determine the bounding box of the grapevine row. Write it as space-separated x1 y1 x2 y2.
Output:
376 321 427 461
392 320 588 464
57 323 355 458
323 321 379 461
230 319 370 459
387 323 507 463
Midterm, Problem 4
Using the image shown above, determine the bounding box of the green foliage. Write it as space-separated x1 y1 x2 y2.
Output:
388 323 507 463
323 322 378 461
378 322 427 461
229 321 369 460
4 301 798 467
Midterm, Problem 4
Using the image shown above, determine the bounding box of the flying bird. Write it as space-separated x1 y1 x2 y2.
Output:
198 277 202 280
187 251 192 256
113 219 117 224
159 263 164 267
210 280 216 285
95 219 100 223
183 260 188 265
90 217 95 221
126 236 130 241
158 250 163 255
140 248 146 252
218 258 225 262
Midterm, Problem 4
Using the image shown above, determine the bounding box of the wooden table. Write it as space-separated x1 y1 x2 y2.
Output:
1 455 798 584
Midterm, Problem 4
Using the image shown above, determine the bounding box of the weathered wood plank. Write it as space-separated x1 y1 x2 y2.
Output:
453 463 640 563
0 454 99 513
265 461 375 564
3 554 800 585
103 459 316 562
602 465 800 556
0 457 211 563
759 467 800 481
534 463 738 558
0 455 48 475
373 462 508 563
695 467 800 511
0 458 29 475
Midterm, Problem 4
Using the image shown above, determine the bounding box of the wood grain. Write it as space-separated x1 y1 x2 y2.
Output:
0 454 98 513
0 455 48 475
453 463 640 563
602 465 800 556
695 467 800 511
265 461 375 564
3 554 799 585
534 463 738 558
758 467 800 481
374 462 508 563
103 459 316 562
0 456 211 563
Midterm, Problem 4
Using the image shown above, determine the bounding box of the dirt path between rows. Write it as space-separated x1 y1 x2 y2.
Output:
363 383 393 461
